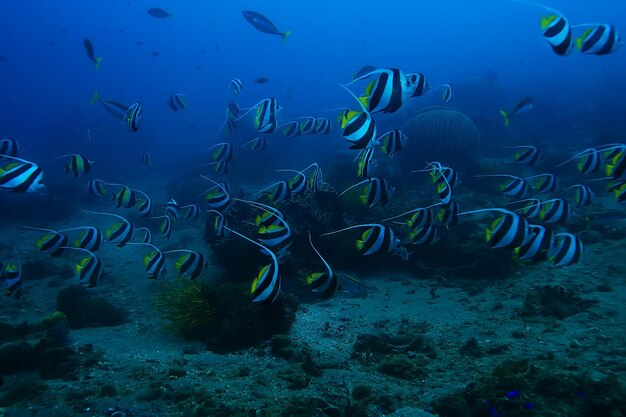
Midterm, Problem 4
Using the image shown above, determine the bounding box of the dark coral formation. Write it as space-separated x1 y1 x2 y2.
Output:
521 285 598 319
56 285 128 329
157 281 298 353
401 107 481 171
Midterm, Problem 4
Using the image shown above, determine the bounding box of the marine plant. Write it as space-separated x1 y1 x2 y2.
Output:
155 278 215 336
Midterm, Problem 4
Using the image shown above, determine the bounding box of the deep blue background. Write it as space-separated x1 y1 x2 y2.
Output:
0 0 624 187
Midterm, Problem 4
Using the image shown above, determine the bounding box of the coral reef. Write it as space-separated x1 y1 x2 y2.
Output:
56 285 127 329
156 281 299 353
401 107 481 171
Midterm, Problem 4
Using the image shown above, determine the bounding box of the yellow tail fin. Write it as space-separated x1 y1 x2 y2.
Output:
90 90 100 105
95 56 103 70
499 110 510 127
281 30 293 44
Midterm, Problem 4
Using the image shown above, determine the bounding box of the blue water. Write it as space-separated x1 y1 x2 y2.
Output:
1 2 626 415
1 0 624 186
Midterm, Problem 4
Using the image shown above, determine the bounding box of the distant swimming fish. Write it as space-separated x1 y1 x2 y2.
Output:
83 38 102 70
63 247 103 288
152 215 172 239
356 147 376 179
306 232 339 298
379 129 406 158
242 10 293 44
314 118 332 135
514 224 553 261
200 176 233 213
475 174 529 198
59 226 103 252
548 232 582 266
0 139 20 158
206 142 234 163
27 227 68 257
459 208 529 249
124 102 143 133
147 7 172 18
254 77 269 84
143 152 152 167
165 198 180 220
538 198 570 224
2 248 22 298
499 97 534 127
243 136 268 151
505 145 542 166
87 179 108 197
90 90 129 121
134 189 153 217
322 223 400 256
230 78 243 95
526 173 557 193
53 154 93 179
339 177 394 208
166 94 188 112
164 250 207 280
128 243 166 279
83 211 134 247
510 1 573 56
568 184 593 207
180 204 200 220
280 121 301 137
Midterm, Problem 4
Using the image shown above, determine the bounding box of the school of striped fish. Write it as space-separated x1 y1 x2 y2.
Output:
0 3 623 306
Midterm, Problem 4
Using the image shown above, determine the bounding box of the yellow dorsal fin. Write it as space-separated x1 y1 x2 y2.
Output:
540 15 556 30
306 272 325 285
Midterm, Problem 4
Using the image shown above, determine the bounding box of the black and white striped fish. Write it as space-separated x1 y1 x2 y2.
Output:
165 250 207 280
339 84 377 150
124 102 143 133
30 228 68 257
230 77 243 95
201 177 233 213
65 247 103 288
60 154 93 179
528 173 557 193
339 177 394 208
567 184 593 207
281 121 302 137
299 117 316 134
314 118 332 135
356 147 375 179
514 224 553 261
84 211 134 247
152 215 172 239
87 179 108 197
166 94 188 112
306 232 339 298
548 233 583 266
408 225 439 246
165 199 180 220
181 204 200 220
2 248 22 299
0 139 20 158
322 223 400 256
379 129 406 158
134 189 153 217
508 145 542 166
227 101 240 121
255 98 280 133
138 243 166 279
60 226 103 252
459 208 529 250
0 155 45 193
576 24 622 55
243 136 268 151
538 198 570 224
207 142 234 163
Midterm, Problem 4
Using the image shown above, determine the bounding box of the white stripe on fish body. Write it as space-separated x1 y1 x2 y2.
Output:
549 233 582 266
